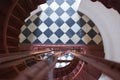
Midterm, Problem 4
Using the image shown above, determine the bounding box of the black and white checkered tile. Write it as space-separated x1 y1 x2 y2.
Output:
19 0 102 44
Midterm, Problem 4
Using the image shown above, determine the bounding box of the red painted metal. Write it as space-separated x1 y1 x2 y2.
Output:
71 52 120 80
19 44 87 51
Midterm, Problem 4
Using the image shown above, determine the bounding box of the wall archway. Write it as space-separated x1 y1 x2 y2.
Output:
78 0 120 62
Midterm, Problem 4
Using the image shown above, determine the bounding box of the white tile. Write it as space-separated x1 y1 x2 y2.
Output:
19 34 26 43
49 12 59 22
60 34 69 44
60 2 70 11
82 15 90 22
39 12 49 22
38 23 48 32
82 24 92 33
71 23 80 33
60 23 70 33
21 25 27 31
27 33 37 43
71 0 81 11
49 34 59 43
93 26 100 33
28 23 37 32
93 35 102 44
38 34 48 43
49 2 59 11
30 15 38 21
71 12 81 22
82 34 92 44
49 23 59 33
60 13 70 22
71 34 80 44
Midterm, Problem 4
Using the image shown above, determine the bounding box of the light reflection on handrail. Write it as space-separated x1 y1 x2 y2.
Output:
70 52 120 80
0 50 51 65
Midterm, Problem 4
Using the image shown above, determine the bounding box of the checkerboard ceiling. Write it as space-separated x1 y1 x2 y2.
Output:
19 0 102 44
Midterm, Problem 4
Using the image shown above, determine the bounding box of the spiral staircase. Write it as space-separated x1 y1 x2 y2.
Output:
0 0 120 80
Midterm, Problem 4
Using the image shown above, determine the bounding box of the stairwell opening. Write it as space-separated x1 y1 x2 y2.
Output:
18 0 105 79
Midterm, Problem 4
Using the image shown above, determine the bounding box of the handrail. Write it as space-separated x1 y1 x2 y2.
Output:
14 52 59 80
70 52 120 80
3 0 19 53
0 49 51 68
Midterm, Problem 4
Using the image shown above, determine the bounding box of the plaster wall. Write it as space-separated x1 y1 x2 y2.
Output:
78 0 120 80
78 0 120 62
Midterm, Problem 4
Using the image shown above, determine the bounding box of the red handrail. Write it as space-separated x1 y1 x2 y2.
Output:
71 52 120 80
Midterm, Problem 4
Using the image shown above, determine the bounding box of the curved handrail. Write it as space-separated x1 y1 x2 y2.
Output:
0 49 51 68
1 0 46 54
70 52 120 80
3 0 19 53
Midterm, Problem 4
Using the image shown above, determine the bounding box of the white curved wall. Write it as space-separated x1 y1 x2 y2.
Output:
78 0 120 80
78 0 120 62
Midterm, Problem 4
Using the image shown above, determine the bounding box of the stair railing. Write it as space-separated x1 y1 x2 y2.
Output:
70 52 120 80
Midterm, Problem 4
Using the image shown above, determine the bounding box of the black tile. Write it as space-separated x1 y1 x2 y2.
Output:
36 11 42 16
77 11 84 17
33 39 41 44
33 17 42 26
22 28 31 37
66 39 74 44
55 39 63 44
87 20 95 27
47 0 54 5
55 18 64 27
23 39 31 43
76 29 86 38
33 28 42 37
66 0 75 5
25 19 32 26
88 40 96 44
44 17 53 26
44 7 53 16
44 39 53 44
44 28 53 37
87 29 97 38
55 7 64 16
66 29 75 38
66 18 75 27
55 29 64 38
77 40 85 44
66 7 75 16
77 18 86 27
55 0 64 5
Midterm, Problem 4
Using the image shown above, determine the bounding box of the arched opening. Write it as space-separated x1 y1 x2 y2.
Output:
18 0 104 79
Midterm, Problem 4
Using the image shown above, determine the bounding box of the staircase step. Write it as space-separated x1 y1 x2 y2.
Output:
18 0 32 13
24 0 35 11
